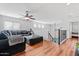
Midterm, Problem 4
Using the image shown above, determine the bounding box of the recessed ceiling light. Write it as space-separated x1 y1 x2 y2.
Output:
66 0 71 6
66 2 70 6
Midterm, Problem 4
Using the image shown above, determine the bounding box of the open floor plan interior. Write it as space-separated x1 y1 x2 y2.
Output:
0 3 79 56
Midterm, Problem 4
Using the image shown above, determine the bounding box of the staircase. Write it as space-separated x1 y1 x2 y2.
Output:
48 32 59 44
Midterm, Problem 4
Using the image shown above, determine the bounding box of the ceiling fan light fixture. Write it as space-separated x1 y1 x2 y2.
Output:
24 17 30 19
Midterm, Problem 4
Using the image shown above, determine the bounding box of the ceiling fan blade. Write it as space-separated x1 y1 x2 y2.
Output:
30 18 35 20
25 13 29 17
28 15 33 18
19 10 36 21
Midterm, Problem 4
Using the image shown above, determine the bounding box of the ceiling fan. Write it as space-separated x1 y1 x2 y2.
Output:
23 10 35 21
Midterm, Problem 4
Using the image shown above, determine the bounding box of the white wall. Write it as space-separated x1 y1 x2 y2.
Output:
0 15 51 40
55 22 71 38
0 15 4 31
0 15 30 31
48 22 72 39
72 22 79 33
0 15 72 40
27 21 50 40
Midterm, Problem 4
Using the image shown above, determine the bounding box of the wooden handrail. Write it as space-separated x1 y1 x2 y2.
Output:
48 32 53 40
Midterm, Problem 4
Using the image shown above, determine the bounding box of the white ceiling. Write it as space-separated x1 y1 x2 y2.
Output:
0 3 79 24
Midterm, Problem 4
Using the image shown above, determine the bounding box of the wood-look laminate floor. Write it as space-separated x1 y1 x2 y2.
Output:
15 38 78 56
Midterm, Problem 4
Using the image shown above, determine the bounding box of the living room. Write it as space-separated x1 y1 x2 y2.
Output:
0 3 79 56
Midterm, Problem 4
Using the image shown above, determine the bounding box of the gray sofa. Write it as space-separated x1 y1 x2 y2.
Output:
0 30 26 56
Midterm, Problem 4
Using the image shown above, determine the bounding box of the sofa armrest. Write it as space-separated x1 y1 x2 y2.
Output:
0 39 9 50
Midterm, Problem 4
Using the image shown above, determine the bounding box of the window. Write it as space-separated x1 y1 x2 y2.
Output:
33 23 45 29
34 24 37 28
4 21 20 30
4 21 13 30
13 23 20 30
42 25 44 28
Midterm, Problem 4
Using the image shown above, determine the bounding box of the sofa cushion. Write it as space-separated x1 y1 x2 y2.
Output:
2 30 11 36
11 31 17 35
0 32 8 40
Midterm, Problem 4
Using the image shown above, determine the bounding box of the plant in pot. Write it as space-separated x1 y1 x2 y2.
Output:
76 43 79 48
75 43 79 55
